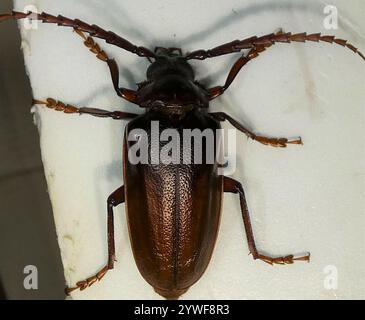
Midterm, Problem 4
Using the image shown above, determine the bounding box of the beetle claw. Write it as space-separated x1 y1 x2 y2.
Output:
287 137 303 145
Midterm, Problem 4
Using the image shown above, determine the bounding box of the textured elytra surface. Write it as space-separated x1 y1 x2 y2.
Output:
124 110 222 298
13 0 365 299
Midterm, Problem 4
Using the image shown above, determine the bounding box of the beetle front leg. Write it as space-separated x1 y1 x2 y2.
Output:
74 30 139 104
210 112 302 148
33 98 138 120
207 44 269 100
65 186 125 295
223 176 310 265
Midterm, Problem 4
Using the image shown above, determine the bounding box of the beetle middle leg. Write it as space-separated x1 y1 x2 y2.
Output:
210 112 302 148
33 98 138 120
65 186 125 294
223 176 310 265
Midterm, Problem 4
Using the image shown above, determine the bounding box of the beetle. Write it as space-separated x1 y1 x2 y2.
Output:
1 11 364 299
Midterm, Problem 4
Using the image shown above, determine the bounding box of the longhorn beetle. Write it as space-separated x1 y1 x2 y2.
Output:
0 11 364 299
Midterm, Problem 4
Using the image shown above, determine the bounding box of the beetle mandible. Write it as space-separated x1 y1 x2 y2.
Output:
0 10 364 299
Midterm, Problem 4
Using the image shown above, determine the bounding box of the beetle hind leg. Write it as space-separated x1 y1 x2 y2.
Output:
224 176 310 266
65 186 125 295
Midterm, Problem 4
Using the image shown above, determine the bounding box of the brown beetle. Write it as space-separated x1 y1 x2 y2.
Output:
1 11 364 299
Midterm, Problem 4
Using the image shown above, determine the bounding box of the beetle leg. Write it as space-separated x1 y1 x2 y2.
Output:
33 98 138 120
210 112 302 148
106 58 139 104
207 44 268 99
206 30 285 100
73 30 139 104
65 186 125 295
223 176 310 265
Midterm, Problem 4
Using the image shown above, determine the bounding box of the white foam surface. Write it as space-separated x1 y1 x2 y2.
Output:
14 0 365 299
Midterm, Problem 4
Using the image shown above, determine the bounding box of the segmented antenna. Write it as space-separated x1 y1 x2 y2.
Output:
0 11 155 58
187 32 365 61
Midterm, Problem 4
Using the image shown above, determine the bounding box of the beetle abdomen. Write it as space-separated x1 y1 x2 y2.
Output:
123 109 222 299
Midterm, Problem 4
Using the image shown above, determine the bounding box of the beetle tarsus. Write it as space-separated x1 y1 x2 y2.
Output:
74 28 109 62
65 265 109 295
253 135 303 148
255 253 310 265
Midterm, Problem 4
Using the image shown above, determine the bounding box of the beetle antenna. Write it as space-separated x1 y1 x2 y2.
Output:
0 11 156 59
186 32 365 62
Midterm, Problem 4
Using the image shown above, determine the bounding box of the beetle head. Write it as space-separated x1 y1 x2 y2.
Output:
136 48 209 108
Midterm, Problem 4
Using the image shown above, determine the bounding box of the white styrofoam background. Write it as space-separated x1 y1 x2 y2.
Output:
14 0 364 299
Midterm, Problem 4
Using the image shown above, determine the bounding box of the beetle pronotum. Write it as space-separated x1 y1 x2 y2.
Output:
1 9 364 299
